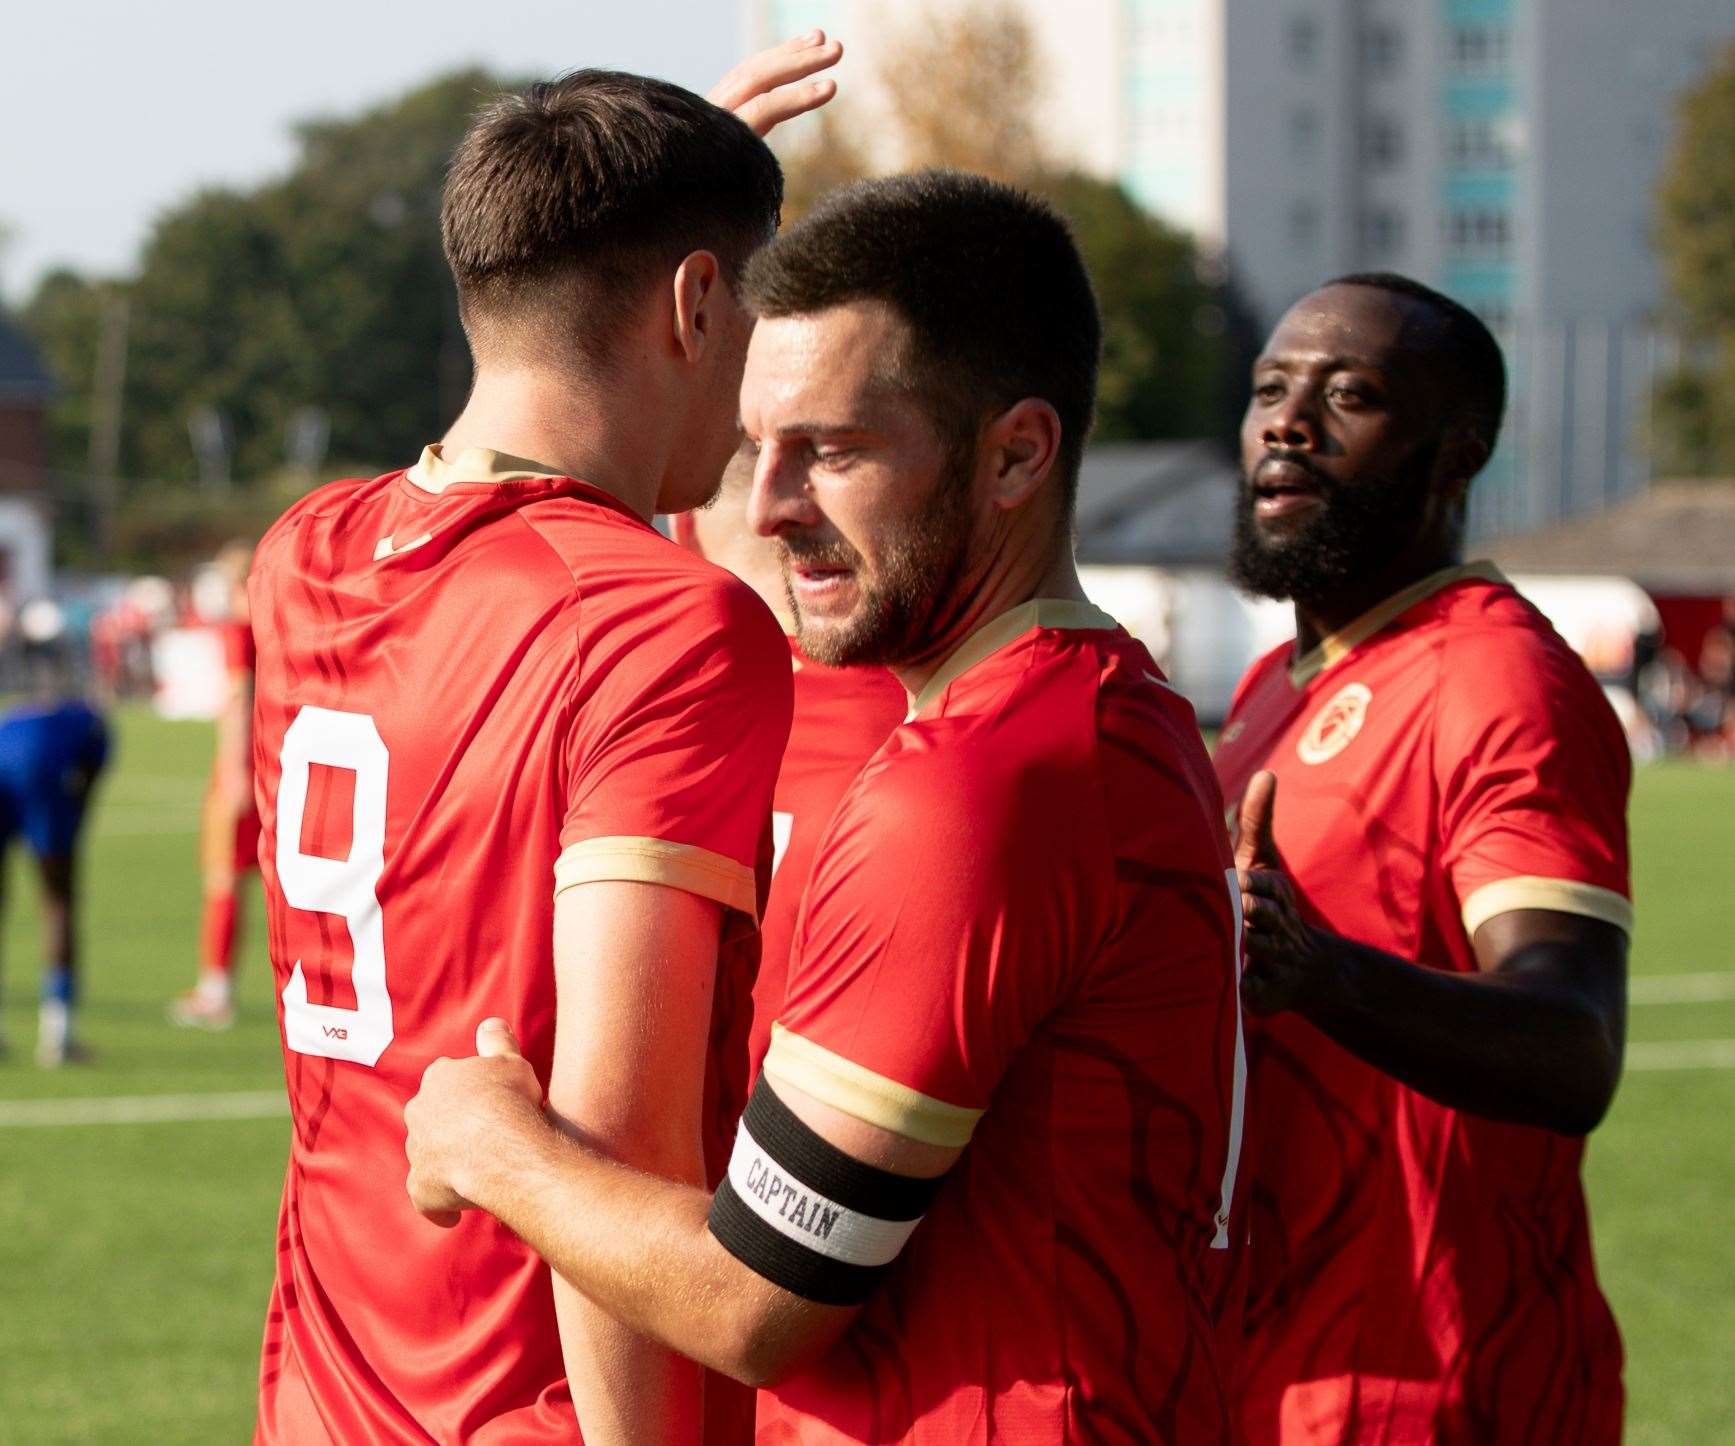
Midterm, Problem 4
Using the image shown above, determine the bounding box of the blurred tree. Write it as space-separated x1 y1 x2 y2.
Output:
21 269 115 479
1653 41 1735 477
22 68 506 493
777 0 1233 442
875 2 1043 181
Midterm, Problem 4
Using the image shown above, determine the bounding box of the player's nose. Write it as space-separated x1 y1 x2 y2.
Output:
1262 396 1318 451
746 441 820 538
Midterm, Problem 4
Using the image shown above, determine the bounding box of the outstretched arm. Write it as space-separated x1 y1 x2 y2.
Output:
407 1018 956 1387
1234 772 1628 1135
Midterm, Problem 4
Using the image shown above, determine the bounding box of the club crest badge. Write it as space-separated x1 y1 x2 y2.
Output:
1297 683 1372 765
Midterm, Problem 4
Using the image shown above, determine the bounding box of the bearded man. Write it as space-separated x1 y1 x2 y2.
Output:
1214 274 1632 1445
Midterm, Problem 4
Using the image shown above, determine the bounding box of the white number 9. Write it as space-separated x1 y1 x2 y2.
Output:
276 706 394 1066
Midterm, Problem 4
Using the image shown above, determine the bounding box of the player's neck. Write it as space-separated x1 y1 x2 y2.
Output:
1291 541 1464 657
441 369 666 519
892 541 1087 701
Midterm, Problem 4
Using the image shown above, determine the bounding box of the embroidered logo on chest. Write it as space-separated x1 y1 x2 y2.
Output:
1297 683 1372 765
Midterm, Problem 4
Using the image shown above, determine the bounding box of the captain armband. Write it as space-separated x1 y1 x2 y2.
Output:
707 1074 947 1306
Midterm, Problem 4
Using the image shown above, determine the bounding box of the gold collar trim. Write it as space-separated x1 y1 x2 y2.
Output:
405 444 565 495
907 598 1117 719
1288 560 1506 687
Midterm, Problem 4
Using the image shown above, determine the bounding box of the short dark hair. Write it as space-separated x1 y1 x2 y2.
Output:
742 170 1102 506
443 70 783 357
1325 272 1507 471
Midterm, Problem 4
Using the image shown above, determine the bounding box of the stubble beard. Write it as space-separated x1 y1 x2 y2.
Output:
781 459 975 669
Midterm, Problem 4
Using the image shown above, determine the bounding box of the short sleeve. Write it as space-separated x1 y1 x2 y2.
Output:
1435 624 1633 939
556 576 792 921
765 749 1088 1147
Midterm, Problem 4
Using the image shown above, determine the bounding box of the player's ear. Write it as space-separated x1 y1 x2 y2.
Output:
1432 421 1486 505
980 398 1062 513
672 250 724 365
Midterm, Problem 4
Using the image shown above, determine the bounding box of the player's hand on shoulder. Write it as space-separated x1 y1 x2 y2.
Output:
404 1018 543 1227
1234 772 1333 1016
709 30 843 137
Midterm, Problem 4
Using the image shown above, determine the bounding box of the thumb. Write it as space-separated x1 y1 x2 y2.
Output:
475 1017 522 1059
1234 771 1279 871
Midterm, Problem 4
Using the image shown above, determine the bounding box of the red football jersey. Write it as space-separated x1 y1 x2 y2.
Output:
248 446 790 1444
749 639 904 1077
1212 562 1631 1445
756 600 1246 1444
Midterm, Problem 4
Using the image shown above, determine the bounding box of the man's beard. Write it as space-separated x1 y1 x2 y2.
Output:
1228 443 1435 606
780 455 975 668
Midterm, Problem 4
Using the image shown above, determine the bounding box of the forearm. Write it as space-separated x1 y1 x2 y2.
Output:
467 1116 811 1385
552 1274 701 1446
1296 934 1622 1133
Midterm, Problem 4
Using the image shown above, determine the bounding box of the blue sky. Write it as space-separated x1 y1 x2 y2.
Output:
0 0 745 301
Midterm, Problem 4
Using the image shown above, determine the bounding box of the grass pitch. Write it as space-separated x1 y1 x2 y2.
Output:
0 710 1730 1442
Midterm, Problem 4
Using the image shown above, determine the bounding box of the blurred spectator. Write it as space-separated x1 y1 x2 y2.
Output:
0 621 110 1065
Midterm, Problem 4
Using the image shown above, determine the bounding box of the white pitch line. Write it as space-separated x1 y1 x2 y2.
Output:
0 1090 288 1128
1625 1039 1735 1073
1629 974 1735 1005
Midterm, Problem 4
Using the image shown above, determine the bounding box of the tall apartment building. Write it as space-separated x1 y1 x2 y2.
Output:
743 0 1731 532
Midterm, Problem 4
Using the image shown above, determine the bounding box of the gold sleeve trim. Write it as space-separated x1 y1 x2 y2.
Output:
553 836 759 920
763 1023 984 1148
1461 875 1634 938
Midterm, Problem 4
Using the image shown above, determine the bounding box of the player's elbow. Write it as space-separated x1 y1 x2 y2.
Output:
1543 1004 1624 1136
711 1292 846 1388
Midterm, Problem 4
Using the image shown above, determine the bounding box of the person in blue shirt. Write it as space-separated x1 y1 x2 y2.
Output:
0 617 110 1065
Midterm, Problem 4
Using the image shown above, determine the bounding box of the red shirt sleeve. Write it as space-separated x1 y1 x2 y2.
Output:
554 574 793 920
1434 619 1633 938
767 741 1098 1146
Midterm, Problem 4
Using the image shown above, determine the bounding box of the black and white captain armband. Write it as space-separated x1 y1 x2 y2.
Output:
707 1074 947 1306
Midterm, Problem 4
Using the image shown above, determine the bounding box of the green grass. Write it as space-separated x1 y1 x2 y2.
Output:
0 712 1731 1441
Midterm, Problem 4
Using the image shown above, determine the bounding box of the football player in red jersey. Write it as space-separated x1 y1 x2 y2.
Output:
170 543 259 1031
405 171 1248 1443
671 450 905 1078
1213 274 1631 1443
248 44 842 1446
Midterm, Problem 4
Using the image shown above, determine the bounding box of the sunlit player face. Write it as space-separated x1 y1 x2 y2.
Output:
738 302 975 667
1232 285 1452 605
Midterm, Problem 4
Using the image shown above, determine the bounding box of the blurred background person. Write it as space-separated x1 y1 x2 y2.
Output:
168 543 258 1030
0 601 111 1066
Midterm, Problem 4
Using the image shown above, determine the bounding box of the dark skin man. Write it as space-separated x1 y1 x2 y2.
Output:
1215 274 1633 1442
1231 281 1625 1136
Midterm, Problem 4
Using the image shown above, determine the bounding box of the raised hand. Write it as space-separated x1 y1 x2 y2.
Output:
1235 772 1331 1016
709 31 844 137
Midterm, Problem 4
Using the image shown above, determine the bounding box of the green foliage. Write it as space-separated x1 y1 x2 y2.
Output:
1036 171 1232 444
20 269 114 477
21 69 511 496
1652 42 1735 477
